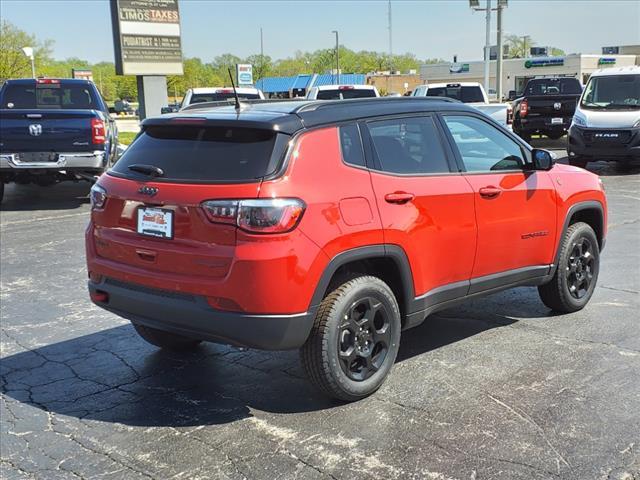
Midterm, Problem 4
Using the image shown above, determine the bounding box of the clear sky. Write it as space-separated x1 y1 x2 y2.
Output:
2 0 639 64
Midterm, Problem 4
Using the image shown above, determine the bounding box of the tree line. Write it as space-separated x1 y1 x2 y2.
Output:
1 21 563 102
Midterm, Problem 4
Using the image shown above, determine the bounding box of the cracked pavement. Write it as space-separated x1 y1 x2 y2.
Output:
1 152 639 480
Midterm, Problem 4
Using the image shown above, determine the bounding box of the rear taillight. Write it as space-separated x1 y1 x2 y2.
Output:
520 99 528 118
507 104 513 125
36 78 60 84
201 198 305 234
90 184 107 209
91 118 106 144
339 86 355 90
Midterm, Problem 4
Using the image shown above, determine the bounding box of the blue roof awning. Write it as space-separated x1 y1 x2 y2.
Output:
311 73 366 87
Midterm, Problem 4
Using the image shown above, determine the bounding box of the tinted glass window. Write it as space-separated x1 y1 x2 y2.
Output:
367 116 450 175
317 89 377 100
426 86 485 103
525 78 582 96
189 92 260 104
443 115 525 172
112 126 279 182
1 83 98 109
339 124 365 167
580 75 640 110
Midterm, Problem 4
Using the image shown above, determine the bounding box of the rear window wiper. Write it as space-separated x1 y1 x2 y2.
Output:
127 164 165 177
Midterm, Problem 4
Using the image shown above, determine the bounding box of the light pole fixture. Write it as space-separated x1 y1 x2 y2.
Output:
21 46 35 78
332 30 339 85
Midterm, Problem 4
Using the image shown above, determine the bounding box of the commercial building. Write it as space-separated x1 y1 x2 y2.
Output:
420 50 639 98
256 73 366 98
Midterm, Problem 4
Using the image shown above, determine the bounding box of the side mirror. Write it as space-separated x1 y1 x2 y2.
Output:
507 90 516 101
531 149 556 171
160 106 172 114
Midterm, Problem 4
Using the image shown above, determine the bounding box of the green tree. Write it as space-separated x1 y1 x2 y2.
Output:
0 20 53 80
505 35 565 58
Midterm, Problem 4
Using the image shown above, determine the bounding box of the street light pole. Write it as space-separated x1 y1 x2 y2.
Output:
483 0 491 94
496 2 505 101
332 30 339 85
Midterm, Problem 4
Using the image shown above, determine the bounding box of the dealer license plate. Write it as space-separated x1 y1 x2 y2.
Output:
137 207 173 239
551 117 563 125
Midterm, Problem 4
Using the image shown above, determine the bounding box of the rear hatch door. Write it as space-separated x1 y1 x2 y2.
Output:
92 122 289 283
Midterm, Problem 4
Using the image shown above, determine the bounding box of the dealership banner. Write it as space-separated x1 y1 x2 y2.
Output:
110 0 184 76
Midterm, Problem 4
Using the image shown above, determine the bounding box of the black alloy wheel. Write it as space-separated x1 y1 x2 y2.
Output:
338 296 392 382
566 237 596 300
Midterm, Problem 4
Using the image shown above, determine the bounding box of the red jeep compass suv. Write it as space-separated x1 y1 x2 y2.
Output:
87 97 607 401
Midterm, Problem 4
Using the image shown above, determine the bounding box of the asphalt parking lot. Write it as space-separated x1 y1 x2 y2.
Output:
1 145 639 480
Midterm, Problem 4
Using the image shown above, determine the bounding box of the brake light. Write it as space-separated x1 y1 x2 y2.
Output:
201 198 305 234
507 104 513 125
36 79 60 84
520 99 529 118
91 118 106 144
339 86 355 90
90 184 107 209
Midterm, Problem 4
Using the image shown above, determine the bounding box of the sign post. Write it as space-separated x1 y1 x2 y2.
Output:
110 0 184 119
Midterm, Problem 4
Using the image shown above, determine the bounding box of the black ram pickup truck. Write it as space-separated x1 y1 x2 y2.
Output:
0 78 118 203
512 77 583 142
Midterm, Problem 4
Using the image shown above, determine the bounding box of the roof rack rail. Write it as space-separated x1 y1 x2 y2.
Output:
180 98 302 112
292 96 459 113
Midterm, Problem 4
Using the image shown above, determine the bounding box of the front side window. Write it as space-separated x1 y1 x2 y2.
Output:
367 116 450 175
443 115 526 172
580 75 640 110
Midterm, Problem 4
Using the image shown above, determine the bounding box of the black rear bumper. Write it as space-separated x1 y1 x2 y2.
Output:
517 115 572 133
89 278 315 350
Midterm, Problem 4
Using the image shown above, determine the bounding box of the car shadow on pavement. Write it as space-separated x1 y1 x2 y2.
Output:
0 290 549 428
0 183 91 211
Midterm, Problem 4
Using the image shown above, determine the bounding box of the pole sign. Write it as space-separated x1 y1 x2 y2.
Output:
72 69 93 81
449 63 470 74
236 64 253 85
110 0 183 76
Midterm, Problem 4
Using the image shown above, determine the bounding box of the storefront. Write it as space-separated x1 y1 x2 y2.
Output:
420 52 638 99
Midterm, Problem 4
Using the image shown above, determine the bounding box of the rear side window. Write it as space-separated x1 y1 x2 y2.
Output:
426 86 484 103
339 124 366 167
1 83 98 109
317 89 377 100
367 116 450 175
111 126 281 183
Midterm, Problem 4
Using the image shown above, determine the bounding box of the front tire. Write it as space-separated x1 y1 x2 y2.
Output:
300 276 401 402
538 222 600 313
132 323 201 351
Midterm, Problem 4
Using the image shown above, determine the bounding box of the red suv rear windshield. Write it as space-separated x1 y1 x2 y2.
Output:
111 126 284 183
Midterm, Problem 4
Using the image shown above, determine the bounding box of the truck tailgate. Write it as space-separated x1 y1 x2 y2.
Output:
0 109 98 152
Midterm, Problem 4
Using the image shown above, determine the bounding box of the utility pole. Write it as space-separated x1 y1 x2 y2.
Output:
260 27 264 80
483 0 491 94
496 1 505 101
522 35 529 58
388 0 393 71
332 30 339 84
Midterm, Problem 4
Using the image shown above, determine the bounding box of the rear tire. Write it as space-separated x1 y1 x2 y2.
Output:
569 156 588 169
547 132 565 140
132 323 201 351
300 276 401 402
538 222 599 313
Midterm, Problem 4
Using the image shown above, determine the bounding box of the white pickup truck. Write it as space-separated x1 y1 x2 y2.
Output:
412 82 512 129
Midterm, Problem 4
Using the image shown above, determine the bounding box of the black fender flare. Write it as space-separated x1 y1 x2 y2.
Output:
552 200 605 269
308 244 415 315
